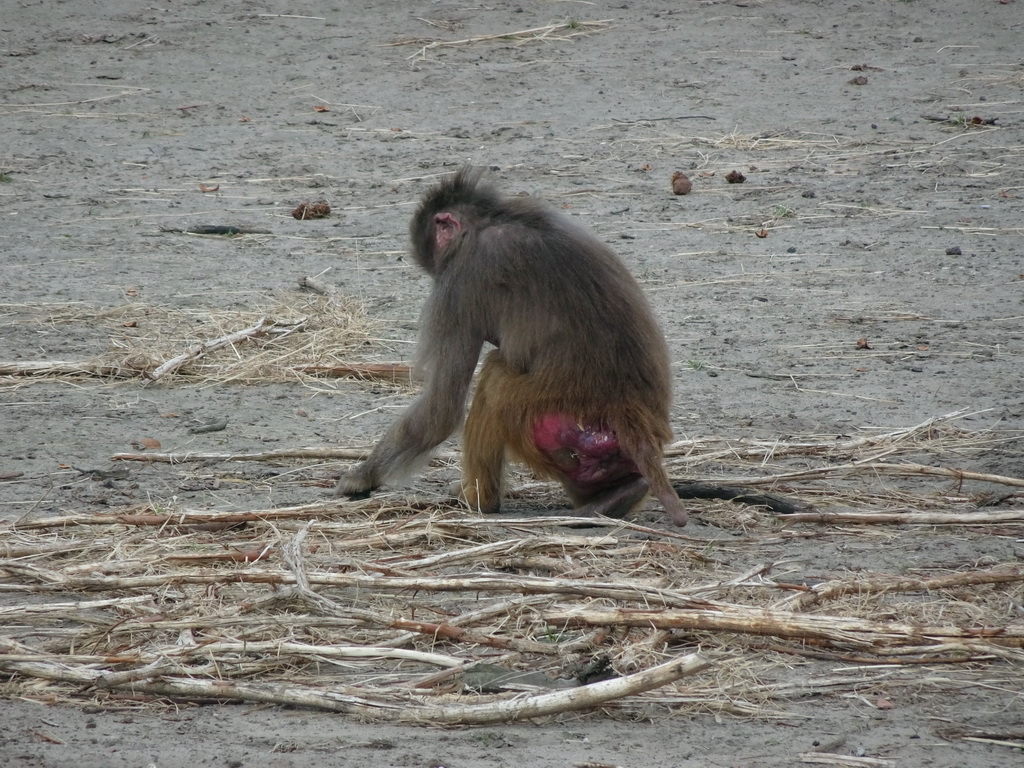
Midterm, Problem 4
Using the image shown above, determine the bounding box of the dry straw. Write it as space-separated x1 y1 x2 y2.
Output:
0 292 1022 726
1 402 1021 723
0 294 408 385
384 18 614 62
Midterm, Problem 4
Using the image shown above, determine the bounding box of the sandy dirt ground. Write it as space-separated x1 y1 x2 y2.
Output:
1 1 1023 766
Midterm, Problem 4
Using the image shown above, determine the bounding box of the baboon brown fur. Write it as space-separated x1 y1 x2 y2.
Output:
335 168 688 526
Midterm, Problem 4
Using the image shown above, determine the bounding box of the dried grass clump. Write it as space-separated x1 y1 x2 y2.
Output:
0 294 406 385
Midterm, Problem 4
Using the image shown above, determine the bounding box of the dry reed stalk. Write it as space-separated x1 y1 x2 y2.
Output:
2 417 1021 721
666 410 972 460
787 565 1024 608
109 448 370 464
667 460 1024 491
799 753 895 767
389 19 614 61
544 606 1024 650
780 509 1024 525
758 641 1004 665
0 650 707 724
0 85 152 115
3 567 710 607
0 361 140 377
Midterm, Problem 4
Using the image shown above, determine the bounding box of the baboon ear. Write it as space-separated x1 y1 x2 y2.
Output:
434 212 462 255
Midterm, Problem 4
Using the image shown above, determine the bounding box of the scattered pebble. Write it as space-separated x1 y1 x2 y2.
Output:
946 246 962 256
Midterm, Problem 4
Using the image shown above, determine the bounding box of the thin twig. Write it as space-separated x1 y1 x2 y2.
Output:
391 19 614 61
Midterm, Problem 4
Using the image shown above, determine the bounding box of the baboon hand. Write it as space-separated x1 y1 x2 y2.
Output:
333 464 379 498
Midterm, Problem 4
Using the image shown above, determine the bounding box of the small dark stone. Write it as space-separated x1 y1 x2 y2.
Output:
787 246 797 253
945 246 962 256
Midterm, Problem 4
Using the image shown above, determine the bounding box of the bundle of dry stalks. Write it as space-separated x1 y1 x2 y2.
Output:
1 410 1022 723
1 298 1022 724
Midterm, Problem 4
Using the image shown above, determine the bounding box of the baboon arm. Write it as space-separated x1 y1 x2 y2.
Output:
336 323 482 495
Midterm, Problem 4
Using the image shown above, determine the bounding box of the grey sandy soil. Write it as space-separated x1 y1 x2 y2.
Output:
1 1 1022 766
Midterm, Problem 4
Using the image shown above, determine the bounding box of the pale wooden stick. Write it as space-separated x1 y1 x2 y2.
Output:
171 641 465 669
3 569 707 610
0 358 405 382
780 509 1024 525
870 462 1024 487
0 361 139 377
408 653 709 724
698 461 1024 489
799 753 895 767
111 447 370 463
0 651 708 723
297 275 332 295
544 606 1024 649
148 316 269 380
788 566 1024 609
0 595 153 619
